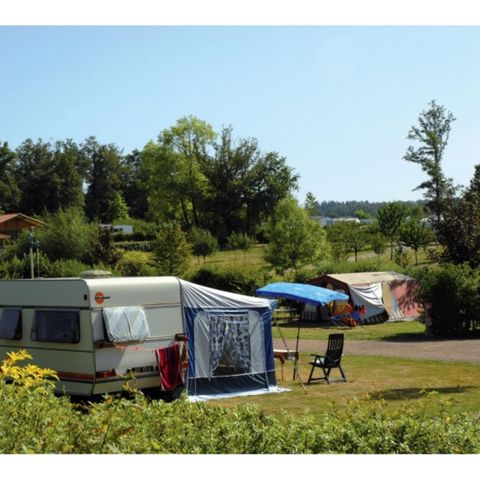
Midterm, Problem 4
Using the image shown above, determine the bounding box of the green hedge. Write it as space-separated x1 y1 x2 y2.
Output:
187 265 272 296
1 381 479 454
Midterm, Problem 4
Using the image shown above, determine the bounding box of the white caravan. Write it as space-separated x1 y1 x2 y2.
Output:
0 276 185 396
0 276 278 399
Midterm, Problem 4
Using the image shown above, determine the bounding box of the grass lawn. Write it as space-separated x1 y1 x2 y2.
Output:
189 243 268 271
273 319 426 341
213 354 480 420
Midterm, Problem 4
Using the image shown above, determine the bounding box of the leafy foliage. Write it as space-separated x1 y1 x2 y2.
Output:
413 263 480 334
377 202 409 259
404 100 456 222
189 227 218 263
188 265 272 296
1 352 480 454
399 220 434 265
435 164 480 268
264 197 329 275
151 222 191 276
227 232 254 263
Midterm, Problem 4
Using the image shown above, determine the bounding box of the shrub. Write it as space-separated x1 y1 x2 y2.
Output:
189 228 218 263
1 351 480 454
117 251 156 276
151 223 191 276
188 265 272 296
42 258 92 278
37 208 95 262
413 263 480 334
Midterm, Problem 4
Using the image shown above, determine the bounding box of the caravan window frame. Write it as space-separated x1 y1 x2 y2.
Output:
31 309 81 344
0 308 22 340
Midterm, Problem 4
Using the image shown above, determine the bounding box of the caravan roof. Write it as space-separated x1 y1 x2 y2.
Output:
0 276 182 308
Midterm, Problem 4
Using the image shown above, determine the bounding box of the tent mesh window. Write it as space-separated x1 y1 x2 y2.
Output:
0 308 22 340
209 313 251 377
31 310 80 343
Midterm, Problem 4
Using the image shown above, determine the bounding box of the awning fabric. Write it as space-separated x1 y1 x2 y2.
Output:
256 282 349 306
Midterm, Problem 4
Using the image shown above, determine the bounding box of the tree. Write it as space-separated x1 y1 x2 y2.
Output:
435 164 480 267
370 232 387 268
119 149 149 219
304 192 319 216
326 222 369 262
189 227 218 264
200 127 298 241
399 220 434 265
376 202 409 259
36 208 95 262
151 223 192 276
0 142 20 212
15 139 59 215
84 137 127 223
264 197 329 274
404 100 456 222
227 232 254 263
159 116 216 229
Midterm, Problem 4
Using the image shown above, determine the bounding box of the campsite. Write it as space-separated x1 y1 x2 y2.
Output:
2 22 480 459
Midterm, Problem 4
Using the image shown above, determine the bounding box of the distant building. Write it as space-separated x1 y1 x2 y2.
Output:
100 224 134 235
312 215 361 227
0 213 45 240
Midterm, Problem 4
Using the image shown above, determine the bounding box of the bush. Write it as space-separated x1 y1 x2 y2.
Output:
413 263 480 335
42 258 93 278
188 265 272 296
189 228 218 263
37 208 95 262
1 353 480 454
117 251 156 276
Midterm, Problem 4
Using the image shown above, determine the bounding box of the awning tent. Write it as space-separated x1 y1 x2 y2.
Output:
307 272 421 323
256 282 349 306
181 280 280 401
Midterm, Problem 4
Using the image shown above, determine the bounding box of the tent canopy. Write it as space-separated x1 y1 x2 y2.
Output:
256 282 349 306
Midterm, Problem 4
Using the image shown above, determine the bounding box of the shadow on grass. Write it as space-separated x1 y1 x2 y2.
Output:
370 386 476 401
381 332 480 343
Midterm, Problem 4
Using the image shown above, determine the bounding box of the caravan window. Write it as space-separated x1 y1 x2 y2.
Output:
31 310 80 343
102 306 150 343
0 308 22 340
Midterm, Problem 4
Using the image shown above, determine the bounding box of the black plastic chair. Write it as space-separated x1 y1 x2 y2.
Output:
307 333 347 384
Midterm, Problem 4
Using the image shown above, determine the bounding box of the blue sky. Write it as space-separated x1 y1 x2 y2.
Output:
1 26 480 204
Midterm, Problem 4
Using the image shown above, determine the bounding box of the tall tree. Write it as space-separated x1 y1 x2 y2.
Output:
200 127 298 241
52 139 89 211
0 142 20 212
119 149 149 219
404 100 456 222
436 164 480 267
264 197 329 274
83 137 127 223
376 202 409 259
16 139 55 215
158 116 216 228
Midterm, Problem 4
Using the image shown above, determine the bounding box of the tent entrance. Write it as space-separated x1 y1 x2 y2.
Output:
209 312 252 377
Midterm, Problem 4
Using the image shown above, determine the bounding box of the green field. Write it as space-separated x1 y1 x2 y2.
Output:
214 354 480 420
272 319 426 341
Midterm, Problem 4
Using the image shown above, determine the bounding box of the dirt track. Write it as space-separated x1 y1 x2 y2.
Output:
274 338 480 364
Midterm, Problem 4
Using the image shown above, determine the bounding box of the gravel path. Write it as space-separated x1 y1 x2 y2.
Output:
273 338 480 363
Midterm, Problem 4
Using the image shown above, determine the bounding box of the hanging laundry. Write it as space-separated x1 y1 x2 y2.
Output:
155 343 184 391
